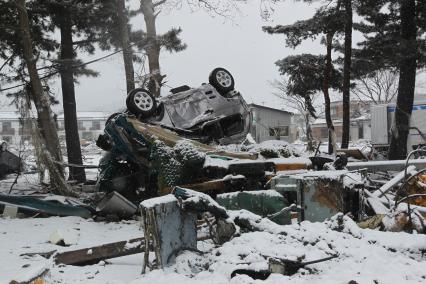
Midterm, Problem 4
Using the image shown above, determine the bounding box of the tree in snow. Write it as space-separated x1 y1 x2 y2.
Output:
263 4 345 154
355 0 426 159
272 54 342 152
38 0 114 183
138 0 241 97
96 0 151 94
1 0 71 193
139 0 187 97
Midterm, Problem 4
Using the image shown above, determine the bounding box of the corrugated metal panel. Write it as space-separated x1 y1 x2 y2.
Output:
371 105 388 144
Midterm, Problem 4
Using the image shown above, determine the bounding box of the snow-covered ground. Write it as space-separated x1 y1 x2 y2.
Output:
1 140 425 283
0 214 425 284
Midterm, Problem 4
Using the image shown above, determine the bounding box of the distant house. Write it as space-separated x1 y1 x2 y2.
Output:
248 104 296 143
0 112 21 145
311 100 371 142
56 111 109 141
0 111 109 145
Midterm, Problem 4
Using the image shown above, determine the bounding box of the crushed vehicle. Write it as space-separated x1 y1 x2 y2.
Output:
95 113 294 203
124 67 250 145
95 68 298 203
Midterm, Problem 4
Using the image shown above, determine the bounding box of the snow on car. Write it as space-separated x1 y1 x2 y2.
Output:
125 67 251 144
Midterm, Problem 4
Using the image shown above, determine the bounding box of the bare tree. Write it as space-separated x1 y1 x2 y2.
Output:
352 68 399 104
272 79 320 151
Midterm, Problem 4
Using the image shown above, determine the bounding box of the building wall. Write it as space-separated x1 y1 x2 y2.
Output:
57 119 106 141
312 124 343 142
250 106 294 142
0 113 108 146
330 101 370 120
311 121 371 143
0 119 21 145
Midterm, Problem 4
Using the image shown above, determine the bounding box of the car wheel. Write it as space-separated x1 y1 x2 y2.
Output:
126 88 157 118
209 67 235 95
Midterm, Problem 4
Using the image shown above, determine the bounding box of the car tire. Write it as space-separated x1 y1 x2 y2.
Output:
126 88 157 118
209 67 235 95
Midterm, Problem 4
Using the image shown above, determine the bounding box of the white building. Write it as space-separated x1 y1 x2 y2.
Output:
248 104 296 143
0 111 109 146
56 111 109 141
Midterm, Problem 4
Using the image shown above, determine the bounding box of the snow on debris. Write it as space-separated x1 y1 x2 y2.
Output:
291 170 364 186
218 189 284 199
140 194 177 208
132 213 426 284
243 140 302 158
1 213 425 283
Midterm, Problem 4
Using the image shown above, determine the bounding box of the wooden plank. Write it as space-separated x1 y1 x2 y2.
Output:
127 117 257 160
55 237 144 266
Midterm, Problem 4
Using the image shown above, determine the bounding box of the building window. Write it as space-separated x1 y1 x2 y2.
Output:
1 122 14 135
269 126 289 137
90 121 101 130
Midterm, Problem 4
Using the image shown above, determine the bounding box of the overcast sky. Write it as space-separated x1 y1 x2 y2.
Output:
1 0 424 113
58 0 327 112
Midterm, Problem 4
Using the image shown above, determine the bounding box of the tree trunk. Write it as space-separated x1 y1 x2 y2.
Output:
341 0 352 149
16 0 64 186
140 0 163 97
59 8 86 182
323 32 336 155
116 0 135 93
388 0 417 160
305 113 314 152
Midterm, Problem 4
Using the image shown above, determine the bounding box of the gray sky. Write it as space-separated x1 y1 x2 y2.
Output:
57 0 326 112
2 0 424 113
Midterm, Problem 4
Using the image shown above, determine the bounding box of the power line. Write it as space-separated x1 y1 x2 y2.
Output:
0 39 147 93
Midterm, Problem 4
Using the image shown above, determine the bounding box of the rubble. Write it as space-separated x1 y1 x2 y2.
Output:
0 194 92 218
0 141 21 178
2 79 426 282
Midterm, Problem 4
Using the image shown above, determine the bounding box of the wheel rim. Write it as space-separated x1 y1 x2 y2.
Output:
216 70 232 88
133 91 153 111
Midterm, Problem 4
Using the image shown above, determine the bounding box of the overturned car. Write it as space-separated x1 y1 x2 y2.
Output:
124 67 250 144
96 68 256 201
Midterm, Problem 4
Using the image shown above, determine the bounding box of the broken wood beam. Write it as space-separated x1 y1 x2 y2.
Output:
55 237 144 266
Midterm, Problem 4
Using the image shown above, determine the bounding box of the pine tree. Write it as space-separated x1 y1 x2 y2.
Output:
341 0 352 149
41 0 107 183
96 0 147 94
139 0 186 97
274 54 342 151
355 0 426 159
3 0 66 192
263 4 345 154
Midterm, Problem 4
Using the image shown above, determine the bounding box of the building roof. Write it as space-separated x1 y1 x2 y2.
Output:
248 103 294 115
0 111 110 120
